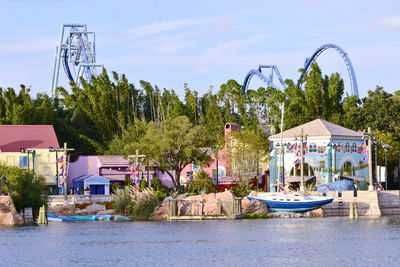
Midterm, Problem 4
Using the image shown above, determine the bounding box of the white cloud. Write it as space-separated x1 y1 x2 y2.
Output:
204 34 271 57
117 19 205 40
375 16 400 32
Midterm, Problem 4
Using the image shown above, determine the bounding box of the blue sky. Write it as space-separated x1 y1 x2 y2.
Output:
1 0 399 98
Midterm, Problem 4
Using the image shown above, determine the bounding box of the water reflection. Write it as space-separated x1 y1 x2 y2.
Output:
1 217 400 266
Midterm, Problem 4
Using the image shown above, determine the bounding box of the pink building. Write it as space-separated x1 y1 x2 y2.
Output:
68 155 174 191
181 123 241 190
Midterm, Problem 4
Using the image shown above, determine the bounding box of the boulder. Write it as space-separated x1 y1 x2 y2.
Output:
86 204 106 211
97 209 115 215
310 207 324 217
242 197 269 215
149 197 170 221
0 196 24 226
75 209 93 215
48 204 76 216
216 190 234 201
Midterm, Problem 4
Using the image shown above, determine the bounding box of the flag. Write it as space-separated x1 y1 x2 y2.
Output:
56 155 63 163
294 158 300 165
303 141 307 148
126 163 135 171
288 143 298 150
60 164 64 170
361 149 368 154
59 171 64 177
358 142 366 148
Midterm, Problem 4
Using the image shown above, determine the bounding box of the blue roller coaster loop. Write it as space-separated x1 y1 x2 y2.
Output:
242 65 286 94
297 43 359 97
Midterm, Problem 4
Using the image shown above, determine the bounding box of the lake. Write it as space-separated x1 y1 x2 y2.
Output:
1 217 400 266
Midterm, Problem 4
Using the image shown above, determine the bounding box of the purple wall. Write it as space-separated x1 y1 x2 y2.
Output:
68 155 175 188
68 156 100 188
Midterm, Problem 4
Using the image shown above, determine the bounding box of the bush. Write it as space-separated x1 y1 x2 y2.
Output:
0 164 48 213
244 213 271 219
187 170 215 195
113 186 160 220
230 182 251 198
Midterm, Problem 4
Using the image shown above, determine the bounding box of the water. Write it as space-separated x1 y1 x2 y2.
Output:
1 217 400 266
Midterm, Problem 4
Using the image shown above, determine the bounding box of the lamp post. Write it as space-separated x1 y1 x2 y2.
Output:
212 145 220 191
382 144 390 190
48 143 74 197
49 147 59 195
364 127 375 191
294 128 307 192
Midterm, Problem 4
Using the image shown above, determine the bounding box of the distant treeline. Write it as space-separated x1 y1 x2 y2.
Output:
1 63 400 177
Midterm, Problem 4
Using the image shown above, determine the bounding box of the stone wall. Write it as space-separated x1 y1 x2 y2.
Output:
48 195 115 207
309 191 381 217
0 196 24 226
377 191 400 215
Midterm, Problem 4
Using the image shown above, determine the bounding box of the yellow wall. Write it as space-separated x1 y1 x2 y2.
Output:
0 149 58 185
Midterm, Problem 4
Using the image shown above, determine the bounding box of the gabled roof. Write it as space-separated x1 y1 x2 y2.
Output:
98 155 129 165
269 119 363 140
0 125 60 152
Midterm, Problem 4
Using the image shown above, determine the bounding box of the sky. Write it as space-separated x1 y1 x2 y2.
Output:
0 0 399 98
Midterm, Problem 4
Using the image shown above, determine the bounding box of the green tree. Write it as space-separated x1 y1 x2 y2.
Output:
0 164 48 213
128 116 211 187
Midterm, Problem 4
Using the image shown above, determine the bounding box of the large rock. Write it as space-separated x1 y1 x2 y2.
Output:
75 208 93 215
97 209 115 215
310 207 324 217
242 191 269 215
48 204 76 216
86 204 106 211
0 196 24 226
216 190 234 201
149 197 170 221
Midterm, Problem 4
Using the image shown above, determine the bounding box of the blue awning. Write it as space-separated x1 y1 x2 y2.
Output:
73 174 110 185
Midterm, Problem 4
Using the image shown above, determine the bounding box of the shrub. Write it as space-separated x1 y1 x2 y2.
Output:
187 170 215 195
113 186 160 220
0 164 48 213
244 213 271 219
230 182 251 198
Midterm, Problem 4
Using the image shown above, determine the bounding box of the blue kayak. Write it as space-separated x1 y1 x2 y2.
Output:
47 213 133 222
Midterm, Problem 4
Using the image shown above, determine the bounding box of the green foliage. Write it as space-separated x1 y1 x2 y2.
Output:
151 177 170 201
244 213 271 219
0 164 48 212
231 128 269 183
230 182 252 198
113 186 160 220
128 116 212 187
187 170 215 194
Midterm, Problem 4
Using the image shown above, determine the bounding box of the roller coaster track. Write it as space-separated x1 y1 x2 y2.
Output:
51 24 103 97
243 44 359 97
297 43 359 97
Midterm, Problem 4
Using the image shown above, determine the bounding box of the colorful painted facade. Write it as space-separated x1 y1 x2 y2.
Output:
181 123 269 190
68 155 175 192
269 119 368 191
0 125 60 188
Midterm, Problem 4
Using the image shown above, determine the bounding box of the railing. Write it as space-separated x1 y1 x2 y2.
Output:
167 198 243 220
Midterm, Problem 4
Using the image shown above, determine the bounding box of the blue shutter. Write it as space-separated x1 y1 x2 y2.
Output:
19 156 28 167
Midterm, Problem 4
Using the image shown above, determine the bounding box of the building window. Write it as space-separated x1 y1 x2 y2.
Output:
19 156 28 167
344 142 351 153
336 142 343 153
308 142 317 153
320 160 325 169
351 143 357 153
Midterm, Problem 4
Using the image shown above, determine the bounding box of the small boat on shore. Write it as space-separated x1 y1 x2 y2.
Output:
247 194 334 212
47 213 133 222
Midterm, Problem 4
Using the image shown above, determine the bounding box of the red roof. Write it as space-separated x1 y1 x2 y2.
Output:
0 125 60 152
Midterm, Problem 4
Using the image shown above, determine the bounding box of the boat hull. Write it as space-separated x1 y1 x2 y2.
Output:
247 196 333 212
